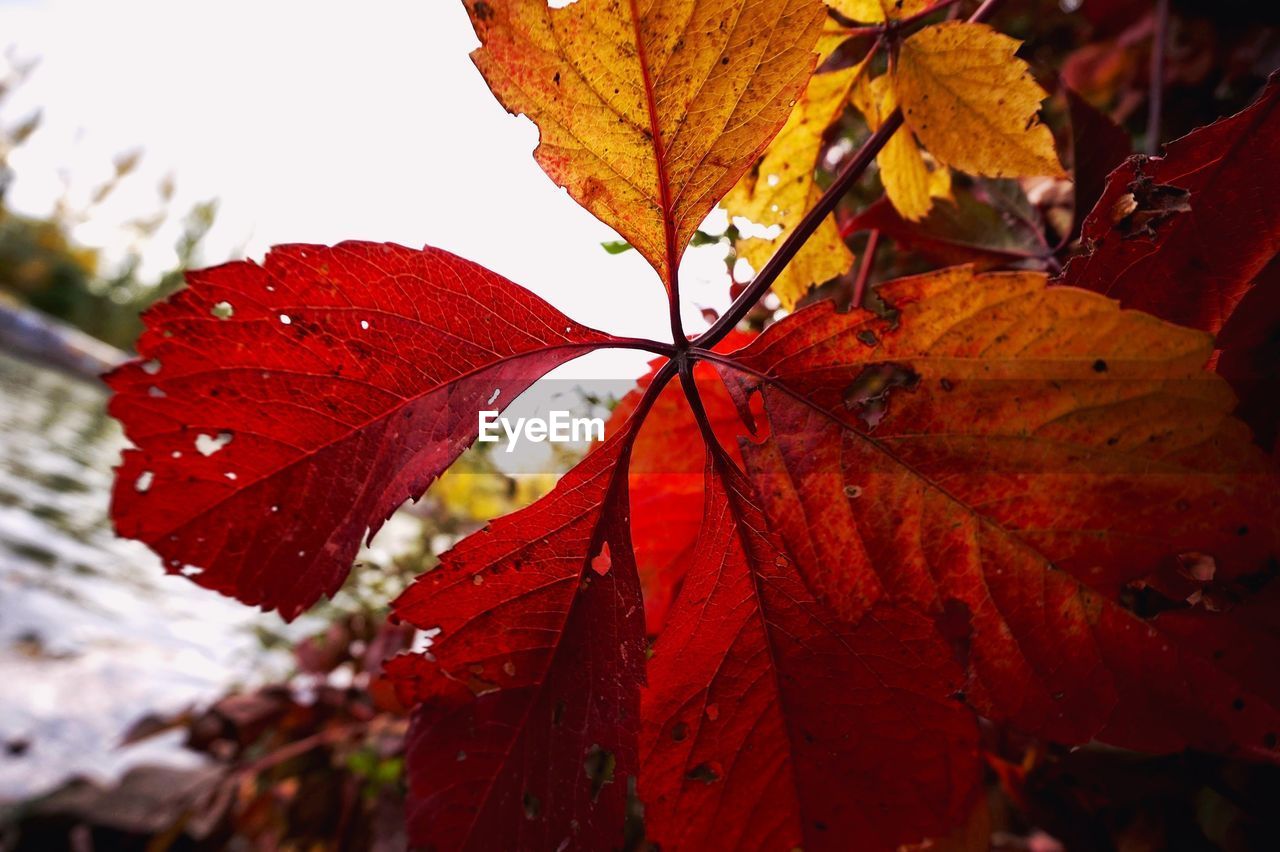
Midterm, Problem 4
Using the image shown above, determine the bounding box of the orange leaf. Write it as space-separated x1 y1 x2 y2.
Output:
727 266 1280 757
463 0 827 289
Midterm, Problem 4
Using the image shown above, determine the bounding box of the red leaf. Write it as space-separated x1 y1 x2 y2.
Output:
722 268 1280 759
108 241 612 618
641 453 980 850
1060 75 1280 334
843 186 1048 270
385 415 646 851
1065 86 1132 242
1214 255 1280 452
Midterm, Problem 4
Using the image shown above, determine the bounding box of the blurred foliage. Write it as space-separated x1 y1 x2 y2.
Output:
0 51 217 350
0 442 560 851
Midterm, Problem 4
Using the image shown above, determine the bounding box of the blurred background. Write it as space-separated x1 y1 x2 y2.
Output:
0 0 1278 849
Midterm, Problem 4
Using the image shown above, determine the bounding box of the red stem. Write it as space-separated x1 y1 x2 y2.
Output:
611 336 679 357
851 228 880 308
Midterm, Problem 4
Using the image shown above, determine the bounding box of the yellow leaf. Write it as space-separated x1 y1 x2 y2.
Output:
816 17 858 62
463 0 827 290
828 0 930 23
734 214 850 311
724 64 864 309
853 74 948 221
927 154 953 198
894 21 1065 178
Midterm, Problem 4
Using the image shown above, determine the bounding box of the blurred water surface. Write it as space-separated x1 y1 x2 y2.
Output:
0 350 292 799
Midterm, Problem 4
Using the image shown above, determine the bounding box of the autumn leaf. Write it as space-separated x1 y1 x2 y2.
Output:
851 71 951 221
1064 86 1132 241
107 242 617 618
1061 75 1280 334
894 21 1065 179
1215 256 1280 452
641 453 981 850
724 64 863 309
386 415 646 850
1061 77 1280 453
829 0 930 24
721 266 1280 756
463 0 827 289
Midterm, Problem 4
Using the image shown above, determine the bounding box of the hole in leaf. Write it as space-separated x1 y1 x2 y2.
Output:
523 791 542 819
843 362 919 430
583 745 616 801
1178 552 1217 583
686 762 721 785
211 301 234 319
134 471 154 493
195 431 233 456
591 541 612 576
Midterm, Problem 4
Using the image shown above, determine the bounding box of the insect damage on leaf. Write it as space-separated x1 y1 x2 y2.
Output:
1062 74 1280 334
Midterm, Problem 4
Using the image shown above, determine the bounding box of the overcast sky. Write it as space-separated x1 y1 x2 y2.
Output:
1 0 740 378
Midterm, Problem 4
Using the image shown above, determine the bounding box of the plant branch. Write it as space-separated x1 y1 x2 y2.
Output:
694 0 1007 351
696 112 903 349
